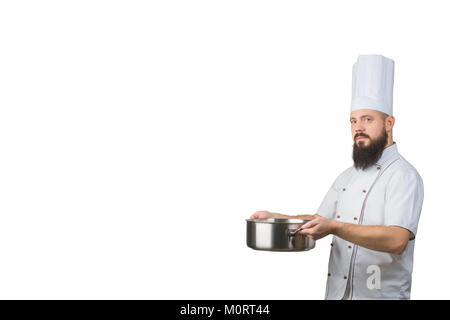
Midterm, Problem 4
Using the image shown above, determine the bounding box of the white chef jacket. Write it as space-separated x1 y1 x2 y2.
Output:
317 143 424 300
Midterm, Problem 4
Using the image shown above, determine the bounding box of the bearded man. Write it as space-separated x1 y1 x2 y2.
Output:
250 55 424 300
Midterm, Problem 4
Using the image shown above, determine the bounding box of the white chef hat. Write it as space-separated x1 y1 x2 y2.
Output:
351 54 395 116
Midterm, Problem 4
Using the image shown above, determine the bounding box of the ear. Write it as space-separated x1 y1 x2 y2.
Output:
385 115 395 132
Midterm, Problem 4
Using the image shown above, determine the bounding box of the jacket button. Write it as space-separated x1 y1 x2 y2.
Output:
342 188 346 191
337 215 341 219
377 166 381 170
348 245 352 249
344 276 347 280
353 217 358 221
362 189 366 193
331 243 334 246
328 273 331 277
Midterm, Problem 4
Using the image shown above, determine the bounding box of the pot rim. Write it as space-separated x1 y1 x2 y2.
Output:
246 218 310 224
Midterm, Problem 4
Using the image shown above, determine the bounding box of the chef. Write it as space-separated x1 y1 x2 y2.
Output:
250 54 424 300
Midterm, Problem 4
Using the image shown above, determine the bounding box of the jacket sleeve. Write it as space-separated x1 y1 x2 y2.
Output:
384 170 424 240
316 177 340 220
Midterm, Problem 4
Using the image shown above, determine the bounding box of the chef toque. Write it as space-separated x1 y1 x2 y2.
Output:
351 54 395 116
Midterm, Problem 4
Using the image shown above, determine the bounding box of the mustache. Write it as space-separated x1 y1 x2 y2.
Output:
354 133 370 141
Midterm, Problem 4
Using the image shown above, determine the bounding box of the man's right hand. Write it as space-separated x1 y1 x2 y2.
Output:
250 211 316 220
250 210 279 219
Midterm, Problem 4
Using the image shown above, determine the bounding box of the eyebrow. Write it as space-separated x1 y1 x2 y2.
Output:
350 115 373 121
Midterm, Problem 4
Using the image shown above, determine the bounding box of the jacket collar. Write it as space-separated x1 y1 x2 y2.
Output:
375 142 400 168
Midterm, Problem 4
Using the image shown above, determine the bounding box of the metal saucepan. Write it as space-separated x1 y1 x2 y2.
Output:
246 218 315 252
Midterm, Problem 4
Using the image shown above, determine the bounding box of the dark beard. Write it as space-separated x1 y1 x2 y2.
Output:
352 129 388 171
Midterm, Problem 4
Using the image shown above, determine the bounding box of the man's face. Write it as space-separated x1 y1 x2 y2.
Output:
350 109 389 170
350 109 386 147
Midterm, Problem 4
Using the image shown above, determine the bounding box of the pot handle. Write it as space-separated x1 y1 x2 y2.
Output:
288 227 303 237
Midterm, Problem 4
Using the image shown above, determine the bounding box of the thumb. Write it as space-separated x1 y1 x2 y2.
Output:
299 228 312 235
301 219 318 230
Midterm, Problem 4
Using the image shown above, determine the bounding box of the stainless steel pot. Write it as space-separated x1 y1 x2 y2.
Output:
246 218 315 252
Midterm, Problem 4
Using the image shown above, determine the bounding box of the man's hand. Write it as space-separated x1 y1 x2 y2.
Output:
250 210 278 219
299 214 337 240
250 211 315 220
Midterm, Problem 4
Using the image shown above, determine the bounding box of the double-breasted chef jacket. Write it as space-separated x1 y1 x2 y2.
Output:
317 142 424 299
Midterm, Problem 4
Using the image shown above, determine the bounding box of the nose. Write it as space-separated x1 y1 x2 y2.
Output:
354 121 365 134
353 121 366 139
355 120 365 131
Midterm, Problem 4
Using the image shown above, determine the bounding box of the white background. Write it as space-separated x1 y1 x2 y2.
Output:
0 1 448 299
